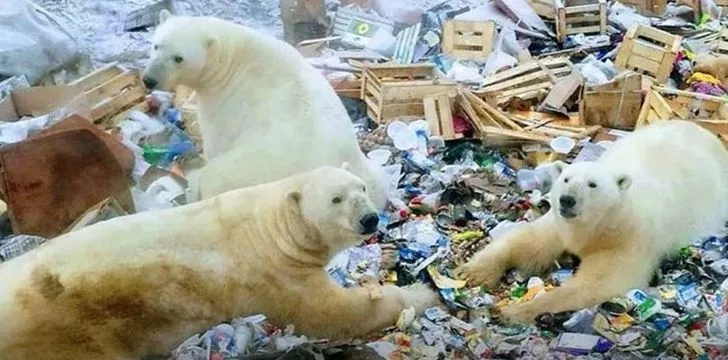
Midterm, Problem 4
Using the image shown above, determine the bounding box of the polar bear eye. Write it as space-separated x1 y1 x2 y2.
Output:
564 178 569 183
332 197 342 204
173 55 184 64
588 182 597 188
153 44 159 51
362 186 366 192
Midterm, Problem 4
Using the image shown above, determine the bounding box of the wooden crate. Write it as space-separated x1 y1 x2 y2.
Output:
474 57 574 105
636 87 728 127
615 25 681 84
331 78 362 99
442 20 496 60
619 0 666 15
555 0 607 43
361 63 456 123
69 63 146 123
579 74 643 129
528 0 556 19
424 91 458 140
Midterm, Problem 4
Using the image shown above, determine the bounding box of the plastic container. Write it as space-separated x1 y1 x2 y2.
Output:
387 121 418 150
367 149 392 166
550 136 576 154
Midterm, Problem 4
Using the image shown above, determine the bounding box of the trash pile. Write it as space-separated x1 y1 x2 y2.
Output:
2 0 728 359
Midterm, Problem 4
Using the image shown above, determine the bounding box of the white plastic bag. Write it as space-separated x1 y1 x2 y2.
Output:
0 0 78 84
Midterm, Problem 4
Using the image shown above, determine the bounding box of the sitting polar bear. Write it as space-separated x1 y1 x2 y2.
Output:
0 167 437 360
142 10 386 209
458 120 728 324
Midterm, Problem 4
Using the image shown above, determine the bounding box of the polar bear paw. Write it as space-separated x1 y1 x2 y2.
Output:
455 257 505 289
398 282 440 313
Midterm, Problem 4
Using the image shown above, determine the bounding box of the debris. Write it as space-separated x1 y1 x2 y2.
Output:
580 73 643 129
615 25 682 84
555 0 608 43
441 20 496 60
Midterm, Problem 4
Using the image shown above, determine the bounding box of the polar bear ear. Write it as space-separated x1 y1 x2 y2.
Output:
286 191 302 206
551 160 567 176
616 175 631 191
159 9 172 24
341 162 351 171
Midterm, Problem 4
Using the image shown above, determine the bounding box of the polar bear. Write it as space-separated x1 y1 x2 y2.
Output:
0 167 437 360
142 11 386 209
458 120 728 324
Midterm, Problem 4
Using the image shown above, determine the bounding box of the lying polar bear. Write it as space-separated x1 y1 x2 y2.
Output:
458 120 728 324
0 167 437 360
142 10 386 209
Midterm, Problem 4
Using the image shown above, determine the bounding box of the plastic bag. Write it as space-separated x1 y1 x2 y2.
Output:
0 0 78 84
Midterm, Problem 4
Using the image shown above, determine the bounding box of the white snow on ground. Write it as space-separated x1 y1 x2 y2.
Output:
35 0 483 70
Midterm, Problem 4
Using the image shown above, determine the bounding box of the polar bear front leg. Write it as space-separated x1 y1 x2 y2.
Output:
290 277 439 339
456 213 564 288
499 251 650 324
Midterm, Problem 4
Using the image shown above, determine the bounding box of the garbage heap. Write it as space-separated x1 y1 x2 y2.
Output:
1 0 728 359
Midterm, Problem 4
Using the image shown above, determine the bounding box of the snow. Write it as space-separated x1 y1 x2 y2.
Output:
36 0 483 70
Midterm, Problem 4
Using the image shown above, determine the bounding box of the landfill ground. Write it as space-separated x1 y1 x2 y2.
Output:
3 0 728 359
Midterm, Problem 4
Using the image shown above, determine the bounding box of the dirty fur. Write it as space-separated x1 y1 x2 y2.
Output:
457 121 728 324
0 167 438 360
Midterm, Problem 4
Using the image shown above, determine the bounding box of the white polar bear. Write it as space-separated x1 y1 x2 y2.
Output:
142 11 386 209
458 120 728 324
0 167 437 360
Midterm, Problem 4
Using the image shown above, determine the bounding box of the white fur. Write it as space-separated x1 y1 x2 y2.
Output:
142 15 386 208
458 120 728 323
0 167 436 359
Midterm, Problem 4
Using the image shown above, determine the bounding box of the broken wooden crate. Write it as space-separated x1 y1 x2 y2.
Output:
442 20 496 60
361 63 456 123
555 0 607 43
473 57 574 105
615 25 681 84
458 89 600 145
579 74 643 129
636 88 728 143
637 87 728 127
68 63 147 123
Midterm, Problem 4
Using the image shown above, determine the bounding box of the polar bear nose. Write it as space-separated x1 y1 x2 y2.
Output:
143 76 158 89
359 213 379 234
559 195 576 209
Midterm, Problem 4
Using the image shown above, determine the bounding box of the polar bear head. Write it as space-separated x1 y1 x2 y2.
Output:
287 166 379 252
550 162 631 224
142 10 214 91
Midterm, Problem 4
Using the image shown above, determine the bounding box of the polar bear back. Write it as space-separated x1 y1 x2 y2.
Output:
598 121 728 253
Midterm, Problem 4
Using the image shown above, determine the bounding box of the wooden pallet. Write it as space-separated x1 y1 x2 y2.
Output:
69 63 146 124
423 91 458 140
528 0 556 19
555 0 607 43
636 87 728 127
442 20 496 60
619 0 666 15
473 57 574 105
361 63 456 123
614 25 681 84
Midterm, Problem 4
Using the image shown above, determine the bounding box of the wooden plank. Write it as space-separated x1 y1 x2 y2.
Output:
423 95 441 136
69 63 122 91
84 71 142 106
480 126 552 142
635 24 680 46
90 85 146 121
438 94 455 139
